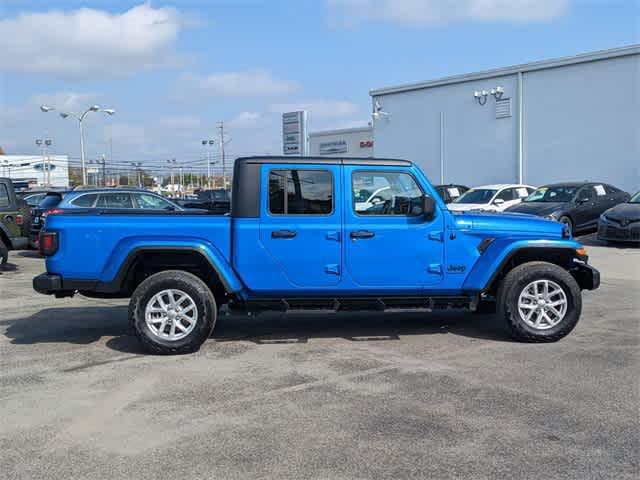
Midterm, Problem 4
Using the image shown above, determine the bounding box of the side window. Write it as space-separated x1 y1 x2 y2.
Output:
514 187 531 199
577 187 594 201
134 193 173 209
268 169 333 215
71 193 98 207
604 184 620 194
353 171 423 216
495 188 514 202
0 184 9 208
96 193 134 209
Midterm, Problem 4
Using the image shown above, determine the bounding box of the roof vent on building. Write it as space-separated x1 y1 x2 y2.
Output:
495 98 512 118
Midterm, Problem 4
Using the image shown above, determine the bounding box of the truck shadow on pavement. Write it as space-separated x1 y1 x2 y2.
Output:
4 306 512 354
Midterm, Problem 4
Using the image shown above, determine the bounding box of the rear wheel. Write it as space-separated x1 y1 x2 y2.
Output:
497 261 581 342
129 270 217 354
0 238 8 265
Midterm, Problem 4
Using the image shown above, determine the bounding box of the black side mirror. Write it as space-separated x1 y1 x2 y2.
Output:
422 195 436 220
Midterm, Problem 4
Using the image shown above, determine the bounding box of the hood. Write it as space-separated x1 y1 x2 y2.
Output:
604 202 640 222
447 203 488 212
506 201 567 216
454 211 565 237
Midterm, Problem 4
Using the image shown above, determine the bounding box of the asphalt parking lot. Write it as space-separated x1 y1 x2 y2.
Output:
1 234 638 480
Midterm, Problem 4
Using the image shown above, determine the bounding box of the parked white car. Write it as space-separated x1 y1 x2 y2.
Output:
447 184 536 212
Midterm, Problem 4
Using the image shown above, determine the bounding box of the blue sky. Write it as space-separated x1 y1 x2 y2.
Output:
1 0 638 175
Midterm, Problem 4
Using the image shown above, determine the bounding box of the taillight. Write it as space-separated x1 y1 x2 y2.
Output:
45 208 64 217
16 215 23 225
39 232 59 256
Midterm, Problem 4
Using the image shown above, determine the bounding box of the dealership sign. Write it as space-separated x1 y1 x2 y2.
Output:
282 111 307 156
319 140 348 155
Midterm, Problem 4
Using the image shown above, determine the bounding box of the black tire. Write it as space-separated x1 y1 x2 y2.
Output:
497 261 582 342
0 238 8 265
558 215 573 235
129 270 217 355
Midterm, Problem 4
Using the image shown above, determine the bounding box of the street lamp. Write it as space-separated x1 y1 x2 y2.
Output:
35 138 53 186
40 104 115 186
202 139 215 188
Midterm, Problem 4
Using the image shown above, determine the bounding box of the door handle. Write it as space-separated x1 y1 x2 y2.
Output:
350 230 375 239
271 230 297 239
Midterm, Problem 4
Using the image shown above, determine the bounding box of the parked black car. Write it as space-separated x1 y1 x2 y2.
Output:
597 191 640 243
178 189 230 213
506 182 630 234
434 184 469 204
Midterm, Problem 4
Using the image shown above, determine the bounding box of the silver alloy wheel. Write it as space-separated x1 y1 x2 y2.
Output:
517 279 568 330
145 289 198 341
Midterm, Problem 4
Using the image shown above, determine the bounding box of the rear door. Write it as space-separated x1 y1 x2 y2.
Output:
345 166 444 289
258 165 342 288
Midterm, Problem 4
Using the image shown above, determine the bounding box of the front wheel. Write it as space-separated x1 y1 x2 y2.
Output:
497 261 582 342
558 215 573 235
129 270 217 354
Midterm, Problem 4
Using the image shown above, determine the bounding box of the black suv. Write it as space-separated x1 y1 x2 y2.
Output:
0 178 30 263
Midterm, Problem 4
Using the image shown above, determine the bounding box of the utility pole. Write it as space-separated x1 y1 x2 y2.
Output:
217 121 226 189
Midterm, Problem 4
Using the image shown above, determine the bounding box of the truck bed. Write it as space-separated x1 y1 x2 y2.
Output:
44 211 232 283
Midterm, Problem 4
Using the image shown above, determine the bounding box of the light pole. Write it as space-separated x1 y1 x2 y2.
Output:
202 139 215 188
35 139 52 187
131 162 143 188
40 104 115 186
167 159 177 195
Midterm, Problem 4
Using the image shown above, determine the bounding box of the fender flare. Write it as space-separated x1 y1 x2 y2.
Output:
99 245 244 294
462 239 582 294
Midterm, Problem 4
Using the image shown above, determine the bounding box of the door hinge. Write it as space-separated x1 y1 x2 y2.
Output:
325 264 340 275
428 263 443 274
326 231 341 242
428 231 444 242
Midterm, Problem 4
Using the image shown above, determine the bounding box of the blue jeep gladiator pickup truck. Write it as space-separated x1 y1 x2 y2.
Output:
33 157 599 354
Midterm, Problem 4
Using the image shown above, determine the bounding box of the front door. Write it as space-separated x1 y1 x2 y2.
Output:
573 186 599 230
344 167 444 290
259 165 342 289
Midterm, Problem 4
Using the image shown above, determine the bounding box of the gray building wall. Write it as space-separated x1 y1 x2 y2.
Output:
371 46 640 193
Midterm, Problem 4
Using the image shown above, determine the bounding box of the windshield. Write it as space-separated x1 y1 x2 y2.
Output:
524 186 579 203
38 194 63 208
630 191 640 204
454 189 497 204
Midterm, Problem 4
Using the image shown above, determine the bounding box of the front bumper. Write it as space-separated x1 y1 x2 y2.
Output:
598 220 640 243
570 262 600 291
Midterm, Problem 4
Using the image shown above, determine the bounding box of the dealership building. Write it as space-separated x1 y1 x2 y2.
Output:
0 154 70 188
308 126 374 157
369 45 639 193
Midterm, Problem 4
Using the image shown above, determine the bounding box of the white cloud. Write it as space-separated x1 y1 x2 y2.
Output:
0 4 184 76
228 112 265 129
269 99 360 119
328 0 570 28
29 92 100 112
177 70 300 97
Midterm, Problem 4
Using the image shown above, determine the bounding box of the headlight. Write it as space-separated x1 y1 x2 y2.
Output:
545 211 561 221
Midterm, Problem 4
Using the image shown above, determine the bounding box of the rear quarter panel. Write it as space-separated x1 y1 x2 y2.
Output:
44 213 234 285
